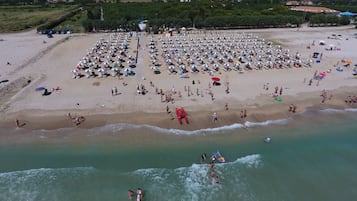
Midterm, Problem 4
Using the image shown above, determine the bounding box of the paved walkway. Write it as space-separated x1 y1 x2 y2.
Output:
134 32 148 82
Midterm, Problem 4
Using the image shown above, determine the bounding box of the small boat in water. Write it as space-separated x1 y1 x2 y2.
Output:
211 151 225 163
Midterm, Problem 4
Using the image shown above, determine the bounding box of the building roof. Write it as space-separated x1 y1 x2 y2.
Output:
290 6 339 13
286 1 299 6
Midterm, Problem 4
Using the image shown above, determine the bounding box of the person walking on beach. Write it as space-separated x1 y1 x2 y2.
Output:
112 86 118 96
212 112 218 123
166 105 171 114
225 103 229 110
274 86 279 94
308 79 313 86
15 119 20 128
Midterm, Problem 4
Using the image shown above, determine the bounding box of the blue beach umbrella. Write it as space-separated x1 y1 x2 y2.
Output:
35 86 46 91
338 11 357 17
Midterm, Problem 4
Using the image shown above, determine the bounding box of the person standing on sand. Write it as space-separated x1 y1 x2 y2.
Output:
225 103 229 110
112 86 118 96
15 119 20 128
166 105 171 114
265 83 269 91
309 79 313 86
212 112 218 123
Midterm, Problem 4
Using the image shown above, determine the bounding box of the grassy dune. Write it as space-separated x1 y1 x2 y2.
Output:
0 5 78 33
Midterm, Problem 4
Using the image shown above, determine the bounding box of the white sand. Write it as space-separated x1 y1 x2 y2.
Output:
1 26 356 125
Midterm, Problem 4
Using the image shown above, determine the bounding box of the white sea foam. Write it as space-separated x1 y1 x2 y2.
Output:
32 117 292 136
0 166 96 177
244 118 289 128
0 167 96 201
344 108 357 112
76 122 247 136
90 121 283 136
133 163 220 201
233 154 262 168
132 154 261 201
320 108 346 113
317 107 357 114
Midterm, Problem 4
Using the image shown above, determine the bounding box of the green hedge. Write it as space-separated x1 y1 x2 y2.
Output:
36 6 81 31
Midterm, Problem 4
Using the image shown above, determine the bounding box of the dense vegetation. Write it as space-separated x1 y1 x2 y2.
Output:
0 4 79 32
82 2 306 32
0 0 356 33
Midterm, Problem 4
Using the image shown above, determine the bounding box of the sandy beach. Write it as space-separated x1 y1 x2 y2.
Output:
1 25 357 131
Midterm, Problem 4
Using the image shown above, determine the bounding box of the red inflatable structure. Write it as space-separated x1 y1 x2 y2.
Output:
176 107 189 125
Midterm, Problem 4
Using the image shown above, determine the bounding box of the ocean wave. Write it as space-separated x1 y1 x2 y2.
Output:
0 166 96 177
0 167 96 201
244 118 289 128
344 108 357 112
88 120 289 136
132 154 261 201
154 123 246 135
316 107 357 114
230 154 262 168
88 123 241 135
320 108 347 113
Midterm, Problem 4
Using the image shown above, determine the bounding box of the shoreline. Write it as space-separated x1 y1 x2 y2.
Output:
2 85 356 131
1 26 357 133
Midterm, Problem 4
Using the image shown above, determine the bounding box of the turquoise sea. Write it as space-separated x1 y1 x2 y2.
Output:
0 108 357 201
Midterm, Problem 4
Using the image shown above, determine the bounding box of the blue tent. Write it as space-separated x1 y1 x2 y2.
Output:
338 11 357 17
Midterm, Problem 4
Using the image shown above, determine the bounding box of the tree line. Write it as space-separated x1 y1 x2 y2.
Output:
81 1 355 32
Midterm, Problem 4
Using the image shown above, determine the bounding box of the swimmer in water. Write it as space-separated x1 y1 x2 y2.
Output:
201 153 207 163
128 189 134 200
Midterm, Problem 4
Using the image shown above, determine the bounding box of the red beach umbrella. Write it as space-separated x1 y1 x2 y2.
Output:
211 77 220 82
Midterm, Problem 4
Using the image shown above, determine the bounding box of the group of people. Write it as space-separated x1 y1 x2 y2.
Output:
288 104 297 113
67 113 86 126
136 84 148 95
345 95 357 105
201 153 221 184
